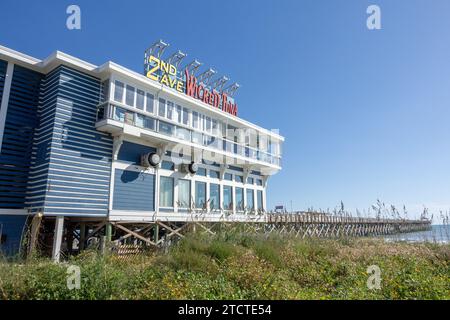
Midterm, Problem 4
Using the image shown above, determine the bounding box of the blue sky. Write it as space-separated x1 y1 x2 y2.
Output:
1 0 449 220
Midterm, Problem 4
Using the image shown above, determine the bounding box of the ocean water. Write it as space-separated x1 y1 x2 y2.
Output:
382 225 450 243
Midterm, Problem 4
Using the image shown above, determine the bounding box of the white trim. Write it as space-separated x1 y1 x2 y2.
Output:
0 62 14 153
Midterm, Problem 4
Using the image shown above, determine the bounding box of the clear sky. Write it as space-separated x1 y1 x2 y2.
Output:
0 0 449 220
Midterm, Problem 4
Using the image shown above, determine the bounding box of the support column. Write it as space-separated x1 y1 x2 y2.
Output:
79 223 86 251
105 223 112 242
52 216 64 262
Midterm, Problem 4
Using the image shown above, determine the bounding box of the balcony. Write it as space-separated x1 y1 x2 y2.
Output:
95 102 282 169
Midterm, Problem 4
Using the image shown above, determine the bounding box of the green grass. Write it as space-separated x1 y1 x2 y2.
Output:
0 231 448 300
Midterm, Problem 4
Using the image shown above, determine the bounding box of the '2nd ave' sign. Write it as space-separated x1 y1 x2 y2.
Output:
146 55 238 116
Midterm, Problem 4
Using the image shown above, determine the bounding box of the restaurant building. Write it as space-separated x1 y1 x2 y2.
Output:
0 42 283 258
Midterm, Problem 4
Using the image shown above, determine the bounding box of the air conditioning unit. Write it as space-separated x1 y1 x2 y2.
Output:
141 152 161 167
181 162 198 174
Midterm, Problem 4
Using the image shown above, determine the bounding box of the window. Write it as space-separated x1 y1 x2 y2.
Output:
160 176 174 207
167 101 174 120
247 177 254 185
135 114 144 128
235 175 243 183
205 116 212 133
192 132 202 144
136 89 145 110
195 181 206 209
175 105 182 123
197 167 207 176
125 85 135 106
235 187 244 212
144 117 155 130
192 111 199 129
114 107 126 122
159 121 174 136
114 81 124 103
182 107 189 125
210 184 220 210
223 185 233 210
176 127 191 141
158 98 166 117
246 189 254 211
256 179 263 186
146 93 154 113
257 190 263 211
224 173 232 181
209 170 219 179
178 179 190 208
161 161 174 170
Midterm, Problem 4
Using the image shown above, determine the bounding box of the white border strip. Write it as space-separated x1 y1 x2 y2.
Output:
0 62 14 153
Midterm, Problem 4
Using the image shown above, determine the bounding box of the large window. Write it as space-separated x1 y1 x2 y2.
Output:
235 187 244 212
195 181 206 209
246 189 254 211
158 98 166 117
210 183 220 210
146 93 154 113
257 190 263 211
125 85 135 106
136 89 145 110
160 176 174 208
114 81 124 102
178 179 191 208
223 185 233 211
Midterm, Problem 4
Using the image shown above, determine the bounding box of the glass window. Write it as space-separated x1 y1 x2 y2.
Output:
160 176 174 208
178 179 191 208
235 187 244 212
114 107 126 122
224 173 232 181
146 93 154 113
167 101 174 120
223 185 233 211
176 127 191 141
159 121 174 136
124 111 134 125
135 113 144 128
209 170 219 179
192 111 199 129
195 181 206 209
158 98 166 117
114 81 124 103
235 175 243 183
176 105 182 123
256 179 263 186
192 131 202 144
143 116 155 130
205 116 212 133
136 89 145 110
247 177 254 185
182 107 189 125
257 190 263 211
246 189 254 211
210 183 220 210
161 161 174 170
125 85 135 106
197 167 206 176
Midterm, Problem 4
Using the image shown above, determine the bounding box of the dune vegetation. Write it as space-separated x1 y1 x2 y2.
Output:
0 230 449 300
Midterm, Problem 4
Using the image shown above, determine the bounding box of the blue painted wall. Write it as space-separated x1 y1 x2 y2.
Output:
113 169 155 211
26 66 113 217
0 65 42 209
0 215 27 256
117 141 156 165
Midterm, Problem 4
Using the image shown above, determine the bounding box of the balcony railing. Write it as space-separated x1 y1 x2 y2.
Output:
96 102 282 167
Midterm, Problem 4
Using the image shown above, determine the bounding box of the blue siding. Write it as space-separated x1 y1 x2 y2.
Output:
26 66 113 217
0 215 27 256
0 65 42 208
117 141 156 164
113 169 155 211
